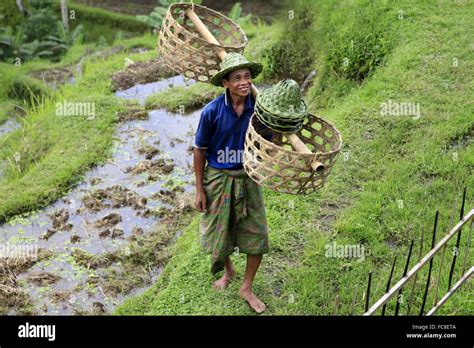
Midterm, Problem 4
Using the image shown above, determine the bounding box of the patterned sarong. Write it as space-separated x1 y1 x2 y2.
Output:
200 166 269 274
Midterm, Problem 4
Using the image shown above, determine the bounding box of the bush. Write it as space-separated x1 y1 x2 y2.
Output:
19 6 58 43
0 3 83 63
324 3 395 82
262 0 397 108
0 1 25 28
261 2 316 83
7 75 52 102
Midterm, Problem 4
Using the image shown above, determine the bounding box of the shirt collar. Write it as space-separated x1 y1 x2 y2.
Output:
224 88 254 112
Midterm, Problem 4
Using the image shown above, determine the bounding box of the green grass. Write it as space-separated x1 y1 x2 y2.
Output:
0 33 158 222
145 83 223 113
53 0 150 43
116 0 473 315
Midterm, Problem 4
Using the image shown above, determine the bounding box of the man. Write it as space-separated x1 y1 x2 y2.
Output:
193 53 269 313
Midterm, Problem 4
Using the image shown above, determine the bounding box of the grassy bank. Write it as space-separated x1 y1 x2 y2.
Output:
0 42 92 126
53 0 151 43
116 0 473 315
145 83 223 113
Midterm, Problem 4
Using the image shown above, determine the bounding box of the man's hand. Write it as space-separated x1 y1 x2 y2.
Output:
195 189 207 213
194 147 207 213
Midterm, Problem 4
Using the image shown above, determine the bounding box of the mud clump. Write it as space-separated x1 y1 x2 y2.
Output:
170 137 184 148
92 301 106 315
29 67 73 88
82 185 148 213
126 158 174 180
50 290 72 304
149 191 194 218
152 206 175 219
99 227 124 239
111 58 173 91
111 228 124 238
176 193 194 213
89 178 102 186
70 235 81 243
99 230 111 239
138 145 161 160
151 189 177 206
81 191 108 212
41 229 57 241
26 272 60 286
162 178 186 194
46 209 73 233
132 227 143 236
95 213 122 229
127 227 144 241
42 212 73 242
0 283 32 315
70 249 111 269
117 105 149 122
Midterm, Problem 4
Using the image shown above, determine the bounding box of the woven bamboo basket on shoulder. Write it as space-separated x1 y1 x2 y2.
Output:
157 3 248 82
243 113 342 195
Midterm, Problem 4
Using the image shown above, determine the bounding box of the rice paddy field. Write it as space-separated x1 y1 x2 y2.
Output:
0 0 472 322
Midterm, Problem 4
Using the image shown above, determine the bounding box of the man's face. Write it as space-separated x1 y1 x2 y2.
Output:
222 68 252 98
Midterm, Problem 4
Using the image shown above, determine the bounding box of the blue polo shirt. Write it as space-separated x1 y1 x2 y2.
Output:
194 89 254 170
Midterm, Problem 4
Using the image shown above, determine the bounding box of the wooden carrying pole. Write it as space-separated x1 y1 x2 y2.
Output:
186 7 324 172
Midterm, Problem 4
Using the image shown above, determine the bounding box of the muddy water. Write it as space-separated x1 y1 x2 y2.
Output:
0 120 21 179
0 76 201 315
115 75 194 104
0 119 21 139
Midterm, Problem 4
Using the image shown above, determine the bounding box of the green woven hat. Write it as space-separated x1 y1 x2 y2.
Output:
256 79 308 120
210 52 262 86
255 103 303 133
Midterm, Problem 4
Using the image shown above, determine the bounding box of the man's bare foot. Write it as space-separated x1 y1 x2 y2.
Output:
212 271 236 290
239 287 266 313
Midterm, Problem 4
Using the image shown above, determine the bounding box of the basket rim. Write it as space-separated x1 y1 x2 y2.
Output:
248 113 343 157
256 99 307 121
166 3 248 50
254 106 303 133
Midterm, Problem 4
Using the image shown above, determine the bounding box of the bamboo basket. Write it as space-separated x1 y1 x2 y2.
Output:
157 3 248 82
243 113 342 195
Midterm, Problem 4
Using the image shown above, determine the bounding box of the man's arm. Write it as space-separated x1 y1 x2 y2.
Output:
194 147 207 212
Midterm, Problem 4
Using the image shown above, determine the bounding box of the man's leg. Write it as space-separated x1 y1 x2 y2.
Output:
213 255 237 290
239 254 266 313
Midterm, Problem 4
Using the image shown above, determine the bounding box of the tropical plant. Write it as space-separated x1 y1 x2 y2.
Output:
0 26 36 61
136 0 202 29
0 9 83 63
34 21 84 61
228 2 252 24
136 6 167 29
